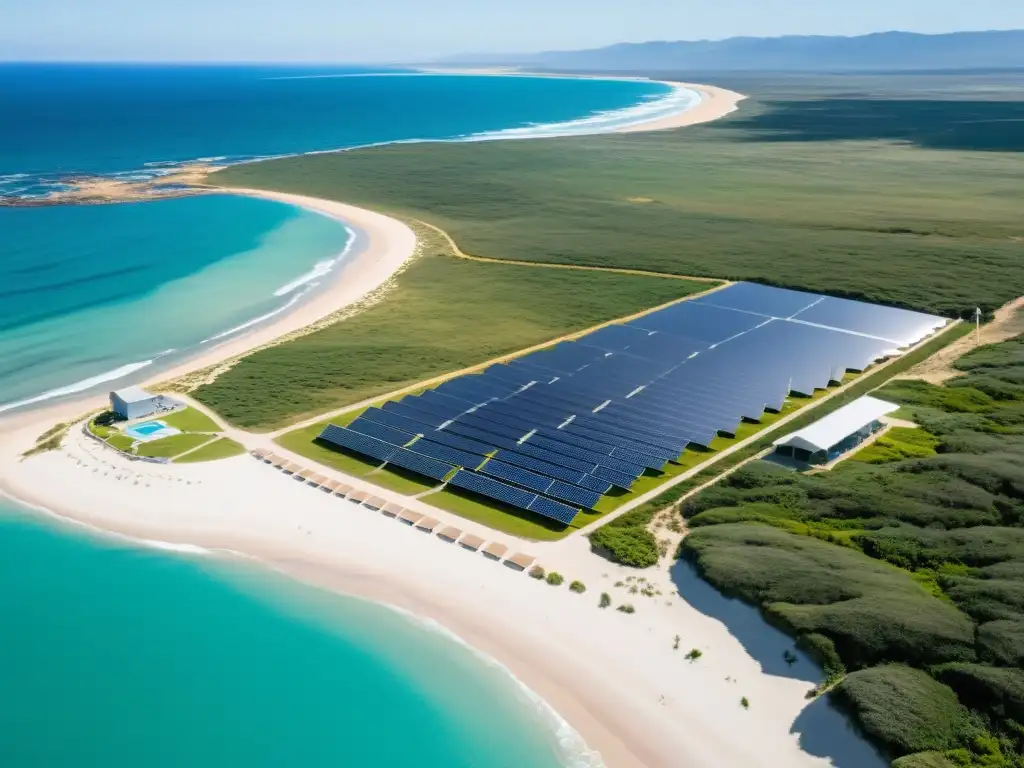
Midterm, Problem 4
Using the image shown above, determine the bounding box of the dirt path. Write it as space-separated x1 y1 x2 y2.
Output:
899 296 1023 383
412 218 722 283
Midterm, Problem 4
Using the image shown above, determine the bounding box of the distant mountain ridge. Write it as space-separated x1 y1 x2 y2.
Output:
440 30 1024 72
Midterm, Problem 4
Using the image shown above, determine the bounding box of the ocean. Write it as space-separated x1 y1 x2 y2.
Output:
0 499 585 767
0 64 695 767
0 64 693 413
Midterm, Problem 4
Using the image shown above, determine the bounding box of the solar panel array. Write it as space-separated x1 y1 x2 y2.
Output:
318 282 946 528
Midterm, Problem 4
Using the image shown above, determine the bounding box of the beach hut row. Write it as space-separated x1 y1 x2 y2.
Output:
250 449 537 572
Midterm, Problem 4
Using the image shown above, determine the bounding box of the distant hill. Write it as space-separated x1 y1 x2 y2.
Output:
440 30 1024 72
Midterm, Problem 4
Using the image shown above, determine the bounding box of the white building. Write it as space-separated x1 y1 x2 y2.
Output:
109 386 165 420
773 395 900 465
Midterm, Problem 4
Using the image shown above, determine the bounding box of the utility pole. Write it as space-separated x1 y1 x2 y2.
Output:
975 307 982 345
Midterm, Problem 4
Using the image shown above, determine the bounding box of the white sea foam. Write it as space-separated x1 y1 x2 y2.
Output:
0 359 156 415
463 83 702 141
272 224 357 297
199 284 316 344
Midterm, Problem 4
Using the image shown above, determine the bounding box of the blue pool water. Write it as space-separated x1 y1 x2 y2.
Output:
132 422 165 435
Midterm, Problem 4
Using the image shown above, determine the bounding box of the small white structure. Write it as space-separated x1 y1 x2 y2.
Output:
109 386 164 420
773 395 899 465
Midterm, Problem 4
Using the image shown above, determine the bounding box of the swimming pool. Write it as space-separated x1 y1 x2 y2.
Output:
124 420 180 442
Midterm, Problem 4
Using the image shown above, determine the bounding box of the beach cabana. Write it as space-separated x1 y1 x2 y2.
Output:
335 484 353 498
483 542 508 560
307 473 328 487
437 526 461 542
364 496 385 511
459 534 484 551
381 502 403 518
266 454 285 467
251 448 267 460
504 552 536 571
282 462 300 474
415 517 439 533
398 509 423 525
321 479 339 493
348 489 368 505
292 467 310 481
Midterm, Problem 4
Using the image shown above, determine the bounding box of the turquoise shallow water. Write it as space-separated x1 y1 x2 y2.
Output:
0 194 354 411
0 499 576 767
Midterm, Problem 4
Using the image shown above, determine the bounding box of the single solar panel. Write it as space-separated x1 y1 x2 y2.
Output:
362 406 434 435
386 449 455 481
347 418 415 447
544 480 601 509
448 469 536 509
576 474 614 494
409 439 482 469
319 425 397 463
422 429 496 457
527 496 579 525
481 459 554 495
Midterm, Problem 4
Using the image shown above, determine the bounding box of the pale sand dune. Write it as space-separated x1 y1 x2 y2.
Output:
0 418 883 768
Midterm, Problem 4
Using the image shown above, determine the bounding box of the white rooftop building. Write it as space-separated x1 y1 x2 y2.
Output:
109 386 166 420
773 395 899 464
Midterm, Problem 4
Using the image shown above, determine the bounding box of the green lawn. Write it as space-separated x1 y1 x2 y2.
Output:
162 407 221 433
106 433 135 452
174 437 247 463
136 433 215 459
193 254 711 430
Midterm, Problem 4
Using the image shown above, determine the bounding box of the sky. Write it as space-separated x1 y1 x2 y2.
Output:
2 0 1023 63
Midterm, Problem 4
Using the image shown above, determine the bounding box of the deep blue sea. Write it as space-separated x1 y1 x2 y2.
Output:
0 64 697 768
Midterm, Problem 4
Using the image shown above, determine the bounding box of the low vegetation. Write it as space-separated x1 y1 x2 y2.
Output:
616 603 636 614
545 572 564 587
599 592 611 609
528 565 545 580
679 335 1024 766
589 505 660 567
213 80 1024 319
685 649 703 662
569 580 586 594
135 433 214 459
22 421 71 457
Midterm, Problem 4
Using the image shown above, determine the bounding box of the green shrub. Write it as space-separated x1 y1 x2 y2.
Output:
617 603 635 614
590 507 659 568
740 697 750 709
831 665 975 756
569 580 586 594
685 648 703 661
545 572 564 586
599 592 611 608
528 565 545 580
682 525 976 669
891 753 959 768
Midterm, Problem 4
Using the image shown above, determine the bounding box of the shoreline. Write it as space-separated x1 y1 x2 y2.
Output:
0 189 418 431
0 426 859 768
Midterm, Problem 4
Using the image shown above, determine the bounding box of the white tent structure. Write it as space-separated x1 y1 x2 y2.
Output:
109 386 164 420
773 395 899 464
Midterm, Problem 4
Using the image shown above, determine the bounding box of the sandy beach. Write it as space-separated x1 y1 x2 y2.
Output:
616 81 747 133
0 417 885 768
0 83 881 768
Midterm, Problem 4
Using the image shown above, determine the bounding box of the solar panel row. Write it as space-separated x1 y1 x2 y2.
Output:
447 470 579 525
316 284 945 526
